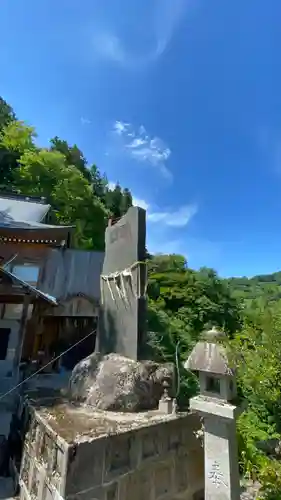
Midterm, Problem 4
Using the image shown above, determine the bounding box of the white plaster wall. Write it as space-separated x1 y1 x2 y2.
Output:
0 319 20 377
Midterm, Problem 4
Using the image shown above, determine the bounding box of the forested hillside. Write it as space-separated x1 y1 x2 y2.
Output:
227 271 281 305
1 96 281 497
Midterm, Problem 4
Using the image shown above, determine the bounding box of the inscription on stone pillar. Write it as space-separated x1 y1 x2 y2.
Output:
207 460 228 488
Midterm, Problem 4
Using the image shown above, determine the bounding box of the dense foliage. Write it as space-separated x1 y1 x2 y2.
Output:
146 255 242 405
228 268 281 497
230 303 281 499
147 257 281 497
227 271 281 306
2 96 281 497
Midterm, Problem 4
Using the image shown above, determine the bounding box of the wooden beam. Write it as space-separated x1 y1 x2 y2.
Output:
0 295 36 304
14 294 32 380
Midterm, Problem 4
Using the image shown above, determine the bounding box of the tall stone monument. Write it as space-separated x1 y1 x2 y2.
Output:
184 327 241 500
95 206 147 360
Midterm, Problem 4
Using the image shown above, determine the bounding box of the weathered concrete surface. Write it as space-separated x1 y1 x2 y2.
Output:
18 401 204 500
96 206 147 361
0 411 13 438
68 352 175 412
0 477 15 499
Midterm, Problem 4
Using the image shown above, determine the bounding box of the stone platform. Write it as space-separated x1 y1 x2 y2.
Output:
19 399 204 500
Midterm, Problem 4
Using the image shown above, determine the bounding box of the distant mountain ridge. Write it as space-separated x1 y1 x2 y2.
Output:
226 271 281 303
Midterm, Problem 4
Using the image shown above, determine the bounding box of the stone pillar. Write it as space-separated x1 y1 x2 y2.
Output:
184 327 242 500
96 206 147 361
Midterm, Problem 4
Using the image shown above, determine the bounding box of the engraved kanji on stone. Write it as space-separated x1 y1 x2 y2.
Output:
208 461 228 488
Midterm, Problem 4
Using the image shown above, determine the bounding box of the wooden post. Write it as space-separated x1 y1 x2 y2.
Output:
15 294 31 382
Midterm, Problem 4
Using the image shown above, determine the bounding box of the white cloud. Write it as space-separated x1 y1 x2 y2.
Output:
127 138 146 149
93 33 125 65
147 204 198 227
154 0 189 59
80 116 91 125
92 0 189 69
108 181 197 228
112 121 172 179
113 121 130 136
132 197 150 211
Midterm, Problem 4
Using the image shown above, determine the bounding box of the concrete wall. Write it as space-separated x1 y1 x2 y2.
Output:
19 409 69 500
19 410 204 500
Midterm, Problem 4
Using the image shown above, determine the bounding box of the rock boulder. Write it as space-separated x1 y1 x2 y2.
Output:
68 352 175 412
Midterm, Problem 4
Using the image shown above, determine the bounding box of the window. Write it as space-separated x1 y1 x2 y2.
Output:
0 328 11 360
206 376 220 395
11 265 39 285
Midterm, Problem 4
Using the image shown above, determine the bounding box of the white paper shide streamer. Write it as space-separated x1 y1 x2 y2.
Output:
100 261 146 304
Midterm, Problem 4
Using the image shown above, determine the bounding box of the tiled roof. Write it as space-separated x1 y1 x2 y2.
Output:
0 196 72 231
0 196 50 224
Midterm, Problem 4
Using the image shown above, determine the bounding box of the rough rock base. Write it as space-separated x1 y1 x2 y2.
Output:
68 352 175 412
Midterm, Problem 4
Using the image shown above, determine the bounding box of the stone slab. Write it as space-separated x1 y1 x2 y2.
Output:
189 395 241 420
96 207 147 360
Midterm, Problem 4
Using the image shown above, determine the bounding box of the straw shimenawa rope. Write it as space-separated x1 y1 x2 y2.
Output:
100 260 147 304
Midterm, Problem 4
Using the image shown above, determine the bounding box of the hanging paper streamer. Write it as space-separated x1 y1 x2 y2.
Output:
100 260 147 303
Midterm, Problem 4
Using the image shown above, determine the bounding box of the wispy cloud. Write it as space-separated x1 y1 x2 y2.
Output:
132 196 150 211
154 0 190 59
108 181 197 228
113 121 130 136
147 204 198 227
108 181 200 262
92 0 189 69
93 33 125 65
80 116 91 125
112 121 172 179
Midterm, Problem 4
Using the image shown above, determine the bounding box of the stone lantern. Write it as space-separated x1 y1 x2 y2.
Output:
184 326 242 500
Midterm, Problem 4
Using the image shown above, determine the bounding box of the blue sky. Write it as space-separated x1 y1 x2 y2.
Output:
1 0 281 277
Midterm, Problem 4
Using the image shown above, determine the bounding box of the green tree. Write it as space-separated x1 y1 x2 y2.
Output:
0 120 36 153
121 188 133 215
147 254 242 407
14 149 108 250
50 136 91 182
106 182 123 218
0 97 15 130
229 306 281 497
89 164 108 202
15 149 66 199
0 120 36 190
